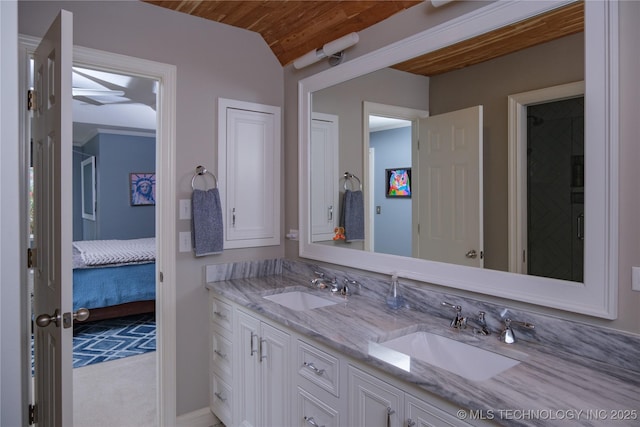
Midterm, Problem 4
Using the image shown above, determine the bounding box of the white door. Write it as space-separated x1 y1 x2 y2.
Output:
415 106 483 268
32 10 75 427
311 113 339 242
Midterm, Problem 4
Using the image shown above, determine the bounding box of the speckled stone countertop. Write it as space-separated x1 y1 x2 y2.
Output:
205 268 640 427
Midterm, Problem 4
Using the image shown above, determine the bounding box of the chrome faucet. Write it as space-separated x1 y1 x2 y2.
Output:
468 311 491 336
330 278 361 296
310 272 336 289
499 318 535 344
342 279 361 296
441 302 466 329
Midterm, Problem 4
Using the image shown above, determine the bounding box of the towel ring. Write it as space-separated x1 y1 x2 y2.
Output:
191 165 218 190
343 172 362 191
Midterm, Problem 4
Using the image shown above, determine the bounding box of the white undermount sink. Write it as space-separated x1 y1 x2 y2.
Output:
263 291 339 311
374 331 523 381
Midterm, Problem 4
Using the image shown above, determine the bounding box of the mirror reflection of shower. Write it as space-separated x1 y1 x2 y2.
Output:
526 97 584 282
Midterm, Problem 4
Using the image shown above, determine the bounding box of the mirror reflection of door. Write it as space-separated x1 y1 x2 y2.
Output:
311 113 340 242
527 97 584 282
415 106 484 268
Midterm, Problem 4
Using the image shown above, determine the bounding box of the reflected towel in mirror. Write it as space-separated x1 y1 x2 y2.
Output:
340 190 364 242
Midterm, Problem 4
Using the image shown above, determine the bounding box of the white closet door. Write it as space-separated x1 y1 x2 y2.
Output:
218 99 281 248
311 113 339 242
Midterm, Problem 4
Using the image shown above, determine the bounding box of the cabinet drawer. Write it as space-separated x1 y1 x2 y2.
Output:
211 331 232 380
297 386 341 427
298 340 340 397
210 296 233 332
210 373 232 427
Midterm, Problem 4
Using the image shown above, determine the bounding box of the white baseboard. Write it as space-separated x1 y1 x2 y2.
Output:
176 407 218 427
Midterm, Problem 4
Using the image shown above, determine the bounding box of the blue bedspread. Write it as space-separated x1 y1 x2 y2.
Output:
73 262 156 311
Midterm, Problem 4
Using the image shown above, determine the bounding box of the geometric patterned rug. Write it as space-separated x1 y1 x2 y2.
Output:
72 313 156 369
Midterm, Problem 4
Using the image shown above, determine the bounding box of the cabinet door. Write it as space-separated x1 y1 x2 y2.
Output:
311 113 339 242
235 310 261 427
260 322 292 427
405 394 470 427
297 387 341 427
218 98 281 249
348 366 402 427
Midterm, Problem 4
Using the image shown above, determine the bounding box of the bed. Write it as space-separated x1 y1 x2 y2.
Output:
73 238 156 322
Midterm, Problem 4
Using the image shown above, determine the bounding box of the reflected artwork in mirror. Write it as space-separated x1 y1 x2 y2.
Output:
299 0 619 318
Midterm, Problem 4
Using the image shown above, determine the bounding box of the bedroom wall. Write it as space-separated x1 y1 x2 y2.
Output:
19 0 284 416
370 126 412 257
79 132 156 240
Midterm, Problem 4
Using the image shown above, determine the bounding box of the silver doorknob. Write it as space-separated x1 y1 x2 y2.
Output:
35 309 61 327
35 308 90 328
465 249 478 259
74 308 90 322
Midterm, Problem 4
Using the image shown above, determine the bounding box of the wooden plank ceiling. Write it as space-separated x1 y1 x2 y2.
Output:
144 1 583 74
144 0 421 66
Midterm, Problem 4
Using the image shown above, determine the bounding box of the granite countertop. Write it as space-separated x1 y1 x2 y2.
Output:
206 274 640 427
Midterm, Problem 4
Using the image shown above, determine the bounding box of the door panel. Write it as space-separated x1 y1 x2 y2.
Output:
32 10 74 427
416 106 483 268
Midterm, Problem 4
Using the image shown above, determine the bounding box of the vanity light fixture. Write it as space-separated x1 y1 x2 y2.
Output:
431 0 455 7
293 32 359 69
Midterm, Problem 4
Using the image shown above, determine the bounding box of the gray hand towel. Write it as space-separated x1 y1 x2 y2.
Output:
191 188 223 256
341 189 365 242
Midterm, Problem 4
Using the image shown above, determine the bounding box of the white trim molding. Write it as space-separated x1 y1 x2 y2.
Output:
299 0 619 319
18 35 178 423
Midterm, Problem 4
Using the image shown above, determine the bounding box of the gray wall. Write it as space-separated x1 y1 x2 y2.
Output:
1 2 26 426
284 1 640 334
370 127 412 257
19 0 284 415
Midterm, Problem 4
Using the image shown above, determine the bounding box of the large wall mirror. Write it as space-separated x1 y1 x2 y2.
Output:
299 0 619 319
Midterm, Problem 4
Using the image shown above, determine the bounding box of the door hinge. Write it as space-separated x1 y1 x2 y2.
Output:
27 90 36 111
27 248 36 269
29 403 38 425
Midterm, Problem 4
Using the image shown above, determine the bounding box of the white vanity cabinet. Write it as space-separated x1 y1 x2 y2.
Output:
295 339 343 427
235 309 291 427
209 296 234 426
348 365 472 427
209 291 481 427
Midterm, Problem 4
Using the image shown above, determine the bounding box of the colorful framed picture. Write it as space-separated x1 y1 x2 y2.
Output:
385 168 411 198
130 173 156 206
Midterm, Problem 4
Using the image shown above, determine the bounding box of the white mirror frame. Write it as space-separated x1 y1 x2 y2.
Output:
299 0 619 319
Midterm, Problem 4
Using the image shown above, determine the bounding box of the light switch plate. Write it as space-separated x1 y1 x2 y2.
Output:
179 231 191 253
632 267 640 291
179 199 191 220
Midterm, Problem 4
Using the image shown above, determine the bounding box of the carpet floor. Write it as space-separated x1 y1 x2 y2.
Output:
74 351 157 427
73 313 156 368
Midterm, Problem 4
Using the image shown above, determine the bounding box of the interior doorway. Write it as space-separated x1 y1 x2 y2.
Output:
20 34 177 425
70 66 159 426
526 97 584 282
507 81 585 279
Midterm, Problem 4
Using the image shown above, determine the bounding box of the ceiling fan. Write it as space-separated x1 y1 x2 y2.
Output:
72 67 127 106
72 88 125 97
